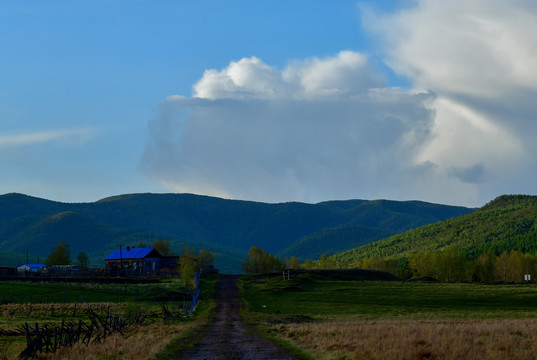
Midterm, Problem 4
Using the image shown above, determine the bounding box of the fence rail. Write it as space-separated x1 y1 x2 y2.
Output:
13 302 191 358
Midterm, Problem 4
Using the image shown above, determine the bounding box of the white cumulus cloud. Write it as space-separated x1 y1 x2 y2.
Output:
142 2 537 206
142 51 439 204
193 51 383 100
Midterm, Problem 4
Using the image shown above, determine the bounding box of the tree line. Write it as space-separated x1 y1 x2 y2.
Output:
356 246 537 283
242 244 537 284
241 246 300 273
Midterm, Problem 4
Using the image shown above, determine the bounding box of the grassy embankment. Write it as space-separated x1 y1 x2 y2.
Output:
0 275 219 360
240 270 537 360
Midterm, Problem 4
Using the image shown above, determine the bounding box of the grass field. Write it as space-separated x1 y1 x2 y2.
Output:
0 279 188 305
0 275 219 360
240 270 537 359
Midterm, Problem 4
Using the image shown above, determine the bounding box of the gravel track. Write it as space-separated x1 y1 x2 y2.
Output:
176 275 297 360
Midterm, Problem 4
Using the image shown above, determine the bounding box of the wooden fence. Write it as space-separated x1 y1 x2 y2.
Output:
10 303 188 358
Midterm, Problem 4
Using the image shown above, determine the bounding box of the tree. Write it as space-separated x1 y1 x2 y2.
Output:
318 253 338 269
506 250 523 282
358 256 402 277
436 246 467 282
242 246 283 274
495 251 510 282
77 251 90 270
472 251 495 283
179 245 197 289
409 252 436 279
153 240 172 256
47 242 71 265
197 249 215 270
285 256 301 270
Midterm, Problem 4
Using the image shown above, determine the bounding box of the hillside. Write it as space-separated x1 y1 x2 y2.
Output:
279 225 392 260
0 193 474 272
334 195 537 265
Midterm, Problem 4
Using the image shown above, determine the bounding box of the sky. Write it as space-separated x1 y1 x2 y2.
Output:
1 0 536 207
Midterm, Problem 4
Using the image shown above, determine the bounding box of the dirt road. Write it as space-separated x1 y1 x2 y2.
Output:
176 276 298 360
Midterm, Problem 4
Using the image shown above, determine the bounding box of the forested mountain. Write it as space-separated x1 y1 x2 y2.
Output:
334 195 537 266
0 193 474 272
279 225 392 261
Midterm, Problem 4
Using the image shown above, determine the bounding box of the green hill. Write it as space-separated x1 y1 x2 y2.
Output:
334 195 537 266
279 225 392 261
0 193 474 272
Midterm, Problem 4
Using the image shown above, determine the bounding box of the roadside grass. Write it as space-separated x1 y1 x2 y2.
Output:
0 276 217 360
240 270 537 359
154 274 220 359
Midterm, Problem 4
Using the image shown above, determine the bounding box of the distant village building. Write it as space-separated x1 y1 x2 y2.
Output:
104 247 178 274
17 263 47 273
46 265 80 275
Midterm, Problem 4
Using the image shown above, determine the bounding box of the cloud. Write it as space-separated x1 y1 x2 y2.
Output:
141 51 438 203
0 128 96 148
448 163 486 184
362 1 537 99
361 0 537 203
193 51 383 100
142 2 537 206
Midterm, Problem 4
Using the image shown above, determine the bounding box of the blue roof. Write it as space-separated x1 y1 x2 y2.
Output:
105 248 159 260
21 264 46 268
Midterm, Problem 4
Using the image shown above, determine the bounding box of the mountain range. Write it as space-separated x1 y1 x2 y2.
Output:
334 194 537 265
0 192 475 272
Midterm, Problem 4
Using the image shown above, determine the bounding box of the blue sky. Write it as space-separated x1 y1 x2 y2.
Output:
1 1 536 207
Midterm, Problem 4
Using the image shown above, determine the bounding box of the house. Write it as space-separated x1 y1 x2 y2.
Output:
105 247 178 273
17 263 47 273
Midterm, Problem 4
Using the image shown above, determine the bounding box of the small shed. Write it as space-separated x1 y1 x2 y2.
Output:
17 263 47 273
105 247 162 273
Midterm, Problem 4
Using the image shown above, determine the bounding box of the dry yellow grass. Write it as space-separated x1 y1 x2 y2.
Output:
0 303 203 360
38 320 201 360
273 318 537 360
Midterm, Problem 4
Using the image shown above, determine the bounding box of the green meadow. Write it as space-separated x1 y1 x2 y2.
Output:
240 270 537 319
0 279 189 305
